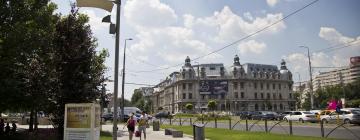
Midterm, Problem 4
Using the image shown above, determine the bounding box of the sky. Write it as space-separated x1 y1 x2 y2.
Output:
51 0 360 100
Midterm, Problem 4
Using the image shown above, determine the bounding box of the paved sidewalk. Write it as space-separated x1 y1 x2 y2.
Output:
102 124 193 140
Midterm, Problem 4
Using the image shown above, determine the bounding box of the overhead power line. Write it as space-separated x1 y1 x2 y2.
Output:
131 0 320 73
313 39 359 53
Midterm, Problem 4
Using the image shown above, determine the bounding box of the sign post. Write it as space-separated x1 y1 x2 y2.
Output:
64 103 101 140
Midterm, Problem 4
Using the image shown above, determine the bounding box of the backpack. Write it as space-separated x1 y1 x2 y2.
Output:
128 119 135 127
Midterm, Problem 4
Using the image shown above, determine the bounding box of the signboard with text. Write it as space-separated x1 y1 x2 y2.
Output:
64 103 100 140
199 80 228 95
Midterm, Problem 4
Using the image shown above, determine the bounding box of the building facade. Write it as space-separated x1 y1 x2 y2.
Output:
150 55 295 113
313 56 360 91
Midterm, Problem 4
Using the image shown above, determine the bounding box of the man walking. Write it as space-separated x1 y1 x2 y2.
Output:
138 112 148 140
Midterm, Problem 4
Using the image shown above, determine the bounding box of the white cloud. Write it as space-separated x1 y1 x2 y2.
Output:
80 10 108 31
267 0 279 7
237 40 267 55
124 0 177 28
284 27 360 81
184 6 286 43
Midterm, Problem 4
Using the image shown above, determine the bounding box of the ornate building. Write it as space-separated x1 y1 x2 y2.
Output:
151 55 295 113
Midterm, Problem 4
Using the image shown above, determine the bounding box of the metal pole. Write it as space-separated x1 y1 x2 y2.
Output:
296 72 301 110
300 46 314 109
121 38 132 123
112 1 121 139
196 62 200 113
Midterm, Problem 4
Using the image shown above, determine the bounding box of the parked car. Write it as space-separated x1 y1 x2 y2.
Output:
284 111 317 123
155 112 172 118
251 111 277 120
321 108 360 124
278 111 292 120
101 113 113 121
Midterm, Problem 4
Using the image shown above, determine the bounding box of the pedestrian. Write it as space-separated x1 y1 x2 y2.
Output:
138 112 148 140
11 122 16 134
124 115 136 140
5 122 10 136
0 119 4 135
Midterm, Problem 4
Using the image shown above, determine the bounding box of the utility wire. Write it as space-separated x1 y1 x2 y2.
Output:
131 0 320 73
313 39 359 53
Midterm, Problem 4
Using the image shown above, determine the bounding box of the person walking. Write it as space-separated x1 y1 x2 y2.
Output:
11 122 16 134
0 119 4 135
124 115 136 140
4 122 10 136
138 112 148 140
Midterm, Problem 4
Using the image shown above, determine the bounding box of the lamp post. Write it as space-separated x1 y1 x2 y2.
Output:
295 72 301 110
299 46 314 109
120 38 133 122
194 62 200 113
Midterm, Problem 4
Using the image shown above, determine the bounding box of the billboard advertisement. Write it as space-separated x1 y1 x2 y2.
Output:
199 80 228 95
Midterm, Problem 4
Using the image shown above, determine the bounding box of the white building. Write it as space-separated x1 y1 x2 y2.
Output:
313 56 360 91
150 55 295 113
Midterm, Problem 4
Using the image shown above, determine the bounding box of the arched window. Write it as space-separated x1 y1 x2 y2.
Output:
280 104 283 110
255 104 259 111
261 104 265 111
274 104 277 111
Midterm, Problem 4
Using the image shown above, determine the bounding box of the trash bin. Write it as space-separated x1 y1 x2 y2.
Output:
193 124 204 140
153 120 160 131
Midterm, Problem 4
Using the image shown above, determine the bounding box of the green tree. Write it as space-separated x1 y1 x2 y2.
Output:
208 100 217 111
49 6 107 138
0 0 58 130
185 103 193 112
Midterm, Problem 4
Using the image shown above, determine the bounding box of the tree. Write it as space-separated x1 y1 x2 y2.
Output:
208 100 217 111
49 6 107 138
293 92 302 110
185 103 193 112
0 0 59 131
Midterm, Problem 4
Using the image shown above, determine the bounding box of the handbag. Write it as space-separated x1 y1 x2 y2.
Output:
135 130 141 137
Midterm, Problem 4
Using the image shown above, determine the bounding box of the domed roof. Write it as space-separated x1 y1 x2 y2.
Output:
279 59 290 74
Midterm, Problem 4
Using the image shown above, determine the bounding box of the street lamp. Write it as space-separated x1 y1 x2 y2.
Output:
299 46 314 109
120 38 133 122
194 61 200 113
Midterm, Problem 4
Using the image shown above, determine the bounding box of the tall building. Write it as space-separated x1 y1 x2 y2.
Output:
150 55 295 113
313 56 360 91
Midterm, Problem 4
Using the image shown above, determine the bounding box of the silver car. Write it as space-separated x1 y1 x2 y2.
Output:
320 108 360 124
284 111 317 123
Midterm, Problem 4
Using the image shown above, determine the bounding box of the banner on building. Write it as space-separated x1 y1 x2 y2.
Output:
199 80 228 95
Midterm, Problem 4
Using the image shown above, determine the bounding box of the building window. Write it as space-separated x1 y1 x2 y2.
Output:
221 94 225 99
210 67 216 70
183 93 186 99
255 104 259 111
288 84 292 90
260 83 263 90
188 83 193 90
279 93 282 99
280 104 283 110
202 95 205 99
274 104 277 111
261 104 265 110
261 93 264 99
189 93 192 99
289 93 292 99
183 83 186 90
241 92 244 98
255 93 258 99
235 92 238 98
273 84 275 90
273 93 276 99
278 84 281 90
240 82 244 89
254 82 257 89
233 82 238 90
267 93 270 99
266 83 269 90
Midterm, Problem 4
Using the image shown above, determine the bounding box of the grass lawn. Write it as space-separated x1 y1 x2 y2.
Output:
100 131 113 140
161 124 332 140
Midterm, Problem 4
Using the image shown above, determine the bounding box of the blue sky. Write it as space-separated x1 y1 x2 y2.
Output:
51 0 360 99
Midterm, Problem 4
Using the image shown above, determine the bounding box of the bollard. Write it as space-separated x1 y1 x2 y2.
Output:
153 120 160 131
245 119 248 131
289 120 293 135
215 117 217 128
320 120 324 137
229 118 232 130
170 118 172 125
265 119 268 133
180 118 182 126
190 118 192 126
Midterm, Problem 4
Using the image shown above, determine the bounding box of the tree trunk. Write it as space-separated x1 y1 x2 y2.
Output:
29 110 34 132
34 110 38 130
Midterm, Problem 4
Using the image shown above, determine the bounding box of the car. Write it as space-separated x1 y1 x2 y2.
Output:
250 111 277 120
321 108 360 124
283 111 317 123
278 111 292 120
155 112 172 118
101 113 113 121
